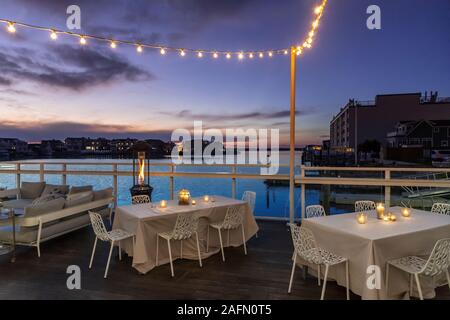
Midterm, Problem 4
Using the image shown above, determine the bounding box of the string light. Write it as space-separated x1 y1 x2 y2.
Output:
7 22 16 33
50 30 58 40
0 0 328 60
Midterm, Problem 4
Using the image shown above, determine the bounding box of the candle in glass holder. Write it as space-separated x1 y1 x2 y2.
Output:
389 213 397 222
401 208 411 218
203 195 210 202
376 203 385 219
191 199 196 205
356 212 368 224
382 213 390 222
160 200 167 208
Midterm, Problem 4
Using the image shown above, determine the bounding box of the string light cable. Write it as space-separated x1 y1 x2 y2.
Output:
0 0 327 60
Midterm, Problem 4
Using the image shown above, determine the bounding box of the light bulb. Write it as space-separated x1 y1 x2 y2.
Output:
307 38 313 44
7 22 16 33
249 53 254 59
238 52 244 60
259 52 264 58
314 6 322 15
180 50 186 56
136 45 143 53
160 48 166 55
50 30 58 40
213 52 219 59
309 31 315 38
268 51 273 57
296 49 302 56
79 36 87 45
226 53 231 59
284 50 288 55
303 41 308 47
312 20 319 28
197 52 203 58
110 41 116 49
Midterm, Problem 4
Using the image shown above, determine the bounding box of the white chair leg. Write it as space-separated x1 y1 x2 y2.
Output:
288 252 297 293
217 228 225 262
167 238 174 277
414 273 423 300
227 229 230 247
385 263 390 297
36 244 41 258
89 236 98 269
156 235 159 266
206 225 210 253
104 240 115 278
409 274 413 297
195 232 202 267
445 269 450 290
345 260 350 300
317 265 321 286
320 264 329 300
180 239 183 259
118 240 122 261
241 224 247 255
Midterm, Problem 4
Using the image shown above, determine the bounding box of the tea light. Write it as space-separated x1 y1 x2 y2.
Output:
389 214 397 222
356 212 368 224
191 199 197 205
160 200 167 208
382 214 390 222
203 195 210 202
376 203 385 219
401 208 411 218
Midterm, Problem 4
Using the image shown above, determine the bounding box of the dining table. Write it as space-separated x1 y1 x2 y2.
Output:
113 195 259 274
302 207 450 300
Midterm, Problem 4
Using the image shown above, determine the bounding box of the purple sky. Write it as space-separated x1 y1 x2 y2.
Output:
0 0 449 146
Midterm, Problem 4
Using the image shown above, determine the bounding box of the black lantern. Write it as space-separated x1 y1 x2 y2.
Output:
129 141 153 201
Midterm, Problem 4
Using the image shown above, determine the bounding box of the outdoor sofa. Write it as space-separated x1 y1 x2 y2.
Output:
0 182 114 257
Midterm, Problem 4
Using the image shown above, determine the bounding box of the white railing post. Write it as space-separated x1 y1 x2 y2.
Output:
300 166 305 221
385 169 391 208
113 164 118 208
231 165 237 199
39 163 44 182
170 164 174 200
15 163 21 194
62 164 67 185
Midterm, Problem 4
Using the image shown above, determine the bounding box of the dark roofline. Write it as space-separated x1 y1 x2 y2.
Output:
376 92 421 97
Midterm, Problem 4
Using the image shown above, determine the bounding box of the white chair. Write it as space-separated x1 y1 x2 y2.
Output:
288 224 349 300
306 204 326 218
386 238 450 300
206 206 247 262
242 191 257 237
132 194 150 204
355 200 376 212
431 203 450 215
88 211 135 278
156 214 202 277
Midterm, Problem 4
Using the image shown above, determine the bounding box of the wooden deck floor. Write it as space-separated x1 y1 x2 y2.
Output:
0 221 449 300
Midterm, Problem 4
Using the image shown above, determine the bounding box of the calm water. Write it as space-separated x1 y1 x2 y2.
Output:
0 152 345 219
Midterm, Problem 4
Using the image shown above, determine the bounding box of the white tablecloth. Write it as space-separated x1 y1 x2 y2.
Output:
302 207 450 300
113 196 259 274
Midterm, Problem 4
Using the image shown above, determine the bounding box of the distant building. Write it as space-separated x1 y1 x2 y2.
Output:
111 138 137 153
0 138 28 159
65 137 86 153
330 92 450 151
387 120 450 149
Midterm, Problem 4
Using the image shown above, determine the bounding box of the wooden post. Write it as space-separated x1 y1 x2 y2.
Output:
15 163 20 192
289 47 297 224
62 164 67 185
39 163 44 182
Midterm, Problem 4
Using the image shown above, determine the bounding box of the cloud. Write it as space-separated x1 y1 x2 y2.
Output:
159 108 314 122
0 120 172 141
0 76 12 86
0 45 153 90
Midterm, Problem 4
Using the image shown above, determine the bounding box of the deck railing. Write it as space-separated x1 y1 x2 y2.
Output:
1 160 449 222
